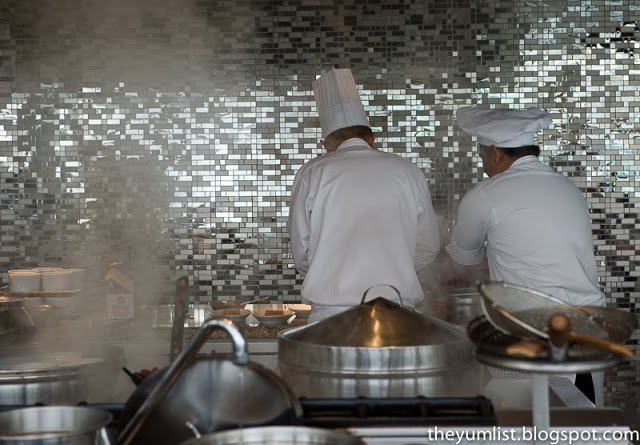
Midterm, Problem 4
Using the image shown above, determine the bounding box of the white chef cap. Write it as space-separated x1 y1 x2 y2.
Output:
312 68 370 138
455 107 552 148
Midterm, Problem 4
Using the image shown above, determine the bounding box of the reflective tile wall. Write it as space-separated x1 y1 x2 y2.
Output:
0 0 639 426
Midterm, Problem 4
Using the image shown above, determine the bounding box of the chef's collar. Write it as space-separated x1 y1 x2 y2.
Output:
510 155 538 166
335 137 372 151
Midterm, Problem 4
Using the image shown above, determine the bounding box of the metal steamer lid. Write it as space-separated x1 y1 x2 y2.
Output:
0 351 104 377
281 296 468 347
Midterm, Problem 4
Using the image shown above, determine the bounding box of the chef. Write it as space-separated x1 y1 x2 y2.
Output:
446 106 606 406
289 68 440 322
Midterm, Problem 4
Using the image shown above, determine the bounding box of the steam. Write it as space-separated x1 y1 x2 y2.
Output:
10 0 262 90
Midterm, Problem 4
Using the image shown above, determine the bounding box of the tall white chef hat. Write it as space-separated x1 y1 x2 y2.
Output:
455 107 552 148
312 68 370 138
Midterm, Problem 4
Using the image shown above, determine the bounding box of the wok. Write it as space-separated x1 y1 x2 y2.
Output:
119 319 302 445
477 281 636 358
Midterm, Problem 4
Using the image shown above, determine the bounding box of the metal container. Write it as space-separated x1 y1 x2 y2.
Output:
180 426 365 445
0 344 126 405
423 287 483 326
0 406 114 445
278 296 487 398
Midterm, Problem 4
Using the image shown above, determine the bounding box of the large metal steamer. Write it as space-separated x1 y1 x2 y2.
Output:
0 294 126 406
0 344 125 405
278 292 487 399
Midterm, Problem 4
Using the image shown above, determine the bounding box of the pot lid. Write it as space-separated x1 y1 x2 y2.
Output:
282 297 468 347
0 351 103 374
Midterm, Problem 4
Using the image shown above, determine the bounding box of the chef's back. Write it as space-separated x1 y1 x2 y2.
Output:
289 68 440 319
466 156 603 307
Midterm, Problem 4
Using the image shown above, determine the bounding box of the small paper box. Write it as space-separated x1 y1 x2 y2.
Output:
106 292 135 319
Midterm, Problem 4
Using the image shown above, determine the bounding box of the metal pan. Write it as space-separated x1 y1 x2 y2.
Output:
477 281 635 358
118 319 301 445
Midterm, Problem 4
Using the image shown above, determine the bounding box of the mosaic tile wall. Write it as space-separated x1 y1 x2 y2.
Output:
0 0 639 427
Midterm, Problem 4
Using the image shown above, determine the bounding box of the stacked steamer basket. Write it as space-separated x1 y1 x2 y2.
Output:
5 267 86 326
7 267 86 294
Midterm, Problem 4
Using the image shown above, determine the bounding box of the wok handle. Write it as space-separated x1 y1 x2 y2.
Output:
548 314 571 347
568 333 635 358
361 284 404 306
548 313 571 361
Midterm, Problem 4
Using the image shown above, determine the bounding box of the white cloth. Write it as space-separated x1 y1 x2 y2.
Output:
313 68 370 138
308 304 352 323
289 137 440 308
456 107 552 148
447 156 604 306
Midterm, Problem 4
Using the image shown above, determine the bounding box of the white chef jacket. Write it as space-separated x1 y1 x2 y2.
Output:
447 156 604 307
289 137 440 308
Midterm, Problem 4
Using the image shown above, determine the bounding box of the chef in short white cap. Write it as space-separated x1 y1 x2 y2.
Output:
446 106 606 406
289 68 440 322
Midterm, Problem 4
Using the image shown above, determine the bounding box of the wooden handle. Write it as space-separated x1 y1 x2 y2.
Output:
548 313 571 348
569 333 635 358
548 313 571 361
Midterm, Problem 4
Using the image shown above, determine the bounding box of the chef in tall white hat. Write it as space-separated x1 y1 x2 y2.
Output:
446 106 606 406
288 68 440 322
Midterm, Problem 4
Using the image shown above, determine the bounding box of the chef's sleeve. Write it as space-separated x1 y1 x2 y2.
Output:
288 175 311 275
414 185 440 271
446 189 491 265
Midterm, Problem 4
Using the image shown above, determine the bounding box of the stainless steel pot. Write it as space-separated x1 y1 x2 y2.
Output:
278 294 487 399
423 287 483 326
0 406 114 445
119 319 302 445
0 344 126 405
179 426 365 445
